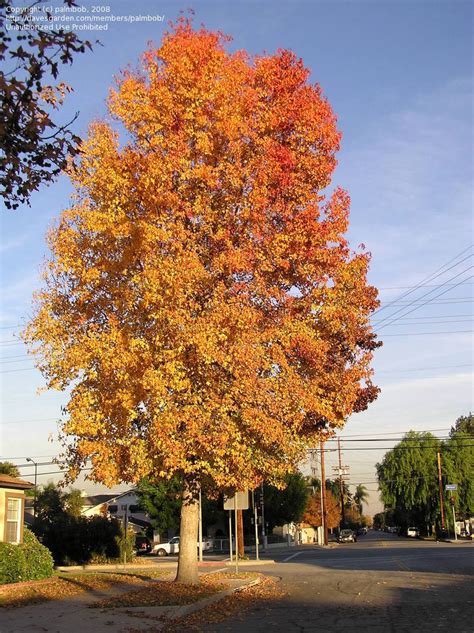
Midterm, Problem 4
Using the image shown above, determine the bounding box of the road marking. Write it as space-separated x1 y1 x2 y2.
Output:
282 551 305 562
395 559 410 571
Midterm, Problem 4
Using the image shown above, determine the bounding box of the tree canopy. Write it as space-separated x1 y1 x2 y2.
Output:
0 461 20 477
24 18 380 582
303 488 340 530
376 422 473 532
0 0 94 209
263 473 310 531
354 484 369 515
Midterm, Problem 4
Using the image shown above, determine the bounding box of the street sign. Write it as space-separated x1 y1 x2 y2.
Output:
445 484 457 491
224 490 249 510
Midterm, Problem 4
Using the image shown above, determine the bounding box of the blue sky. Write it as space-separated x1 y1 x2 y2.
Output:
1 0 472 514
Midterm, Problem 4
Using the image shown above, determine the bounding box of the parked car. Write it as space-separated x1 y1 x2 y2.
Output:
152 536 181 556
134 535 152 554
152 536 213 556
407 527 419 538
338 529 357 543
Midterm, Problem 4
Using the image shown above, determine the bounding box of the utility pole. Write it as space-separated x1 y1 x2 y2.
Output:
437 451 446 531
26 458 38 517
252 490 260 560
333 438 349 529
320 438 328 546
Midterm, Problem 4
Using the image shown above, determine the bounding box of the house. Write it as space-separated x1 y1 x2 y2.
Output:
0 474 34 544
81 489 154 536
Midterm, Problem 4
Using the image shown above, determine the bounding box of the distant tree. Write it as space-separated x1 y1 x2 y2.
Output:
63 487 83 517
326 478 352 509
303 489 340 530
444 418 473 521
263 473 310 532
0 461 20 477
372 512 385 530
35 483 64 524
0 0 94 209
136 477 182 535
377 422 474 531
354 484 369 515
377 432 441 532
34 483 84 522
450 412 474 437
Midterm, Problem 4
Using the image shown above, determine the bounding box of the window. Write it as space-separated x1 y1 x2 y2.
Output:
108 505 118 513
6 497 21 543
129 505 140 513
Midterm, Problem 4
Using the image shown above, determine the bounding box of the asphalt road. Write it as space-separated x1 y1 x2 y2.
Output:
207 530 474 633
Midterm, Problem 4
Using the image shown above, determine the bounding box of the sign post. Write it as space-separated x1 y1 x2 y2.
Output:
198 488 203 562
446 485 458 541
224 491 249 573
228 510 233 563
234 495 238 573
252 490 259 561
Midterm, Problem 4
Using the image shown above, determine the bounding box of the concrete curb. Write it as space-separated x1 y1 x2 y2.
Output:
56 562 178 572
106 575 265 623
225 559 275 566
169 575 264 621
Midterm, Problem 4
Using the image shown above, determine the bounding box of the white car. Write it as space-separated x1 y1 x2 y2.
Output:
152 536 213 556
407 527 419 538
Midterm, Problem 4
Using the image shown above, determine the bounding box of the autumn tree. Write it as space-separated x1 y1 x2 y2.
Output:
0 0 94 209
303 489 341 530
24 19 380 584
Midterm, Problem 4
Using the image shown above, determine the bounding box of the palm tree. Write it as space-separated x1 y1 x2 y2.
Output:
354 484 369 515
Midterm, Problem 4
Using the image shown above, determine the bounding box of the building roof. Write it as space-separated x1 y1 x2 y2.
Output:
0 474 34 490
82 494 117 507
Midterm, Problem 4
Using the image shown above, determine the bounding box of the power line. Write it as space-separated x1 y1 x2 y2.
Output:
381 329 473 336
374 268 473 331
339 428 451 437
379 299 472 305
376 363 472 373
379 282 473 290
372 245 473 317
380 319 473 325
382 314 473 321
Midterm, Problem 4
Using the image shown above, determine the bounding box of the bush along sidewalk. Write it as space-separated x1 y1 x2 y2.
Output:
0 529 54 584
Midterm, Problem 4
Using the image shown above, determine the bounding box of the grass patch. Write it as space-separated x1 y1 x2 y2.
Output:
0 570 168 609
93 573 227 609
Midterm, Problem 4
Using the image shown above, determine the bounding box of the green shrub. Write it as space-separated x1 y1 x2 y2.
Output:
0 530 54 584
0 542 26 584
21 529 54 580
116 526 135 563
32 515 127 565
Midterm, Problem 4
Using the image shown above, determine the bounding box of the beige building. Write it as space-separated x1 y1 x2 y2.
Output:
0 474 33 544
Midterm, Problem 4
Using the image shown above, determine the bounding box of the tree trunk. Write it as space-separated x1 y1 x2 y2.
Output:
175 480 200 585
237 509 245 557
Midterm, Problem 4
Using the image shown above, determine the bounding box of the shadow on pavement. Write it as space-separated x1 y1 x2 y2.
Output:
205 568 473 632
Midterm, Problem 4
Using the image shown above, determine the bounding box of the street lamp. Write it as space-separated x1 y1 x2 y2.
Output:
26 458 38 517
